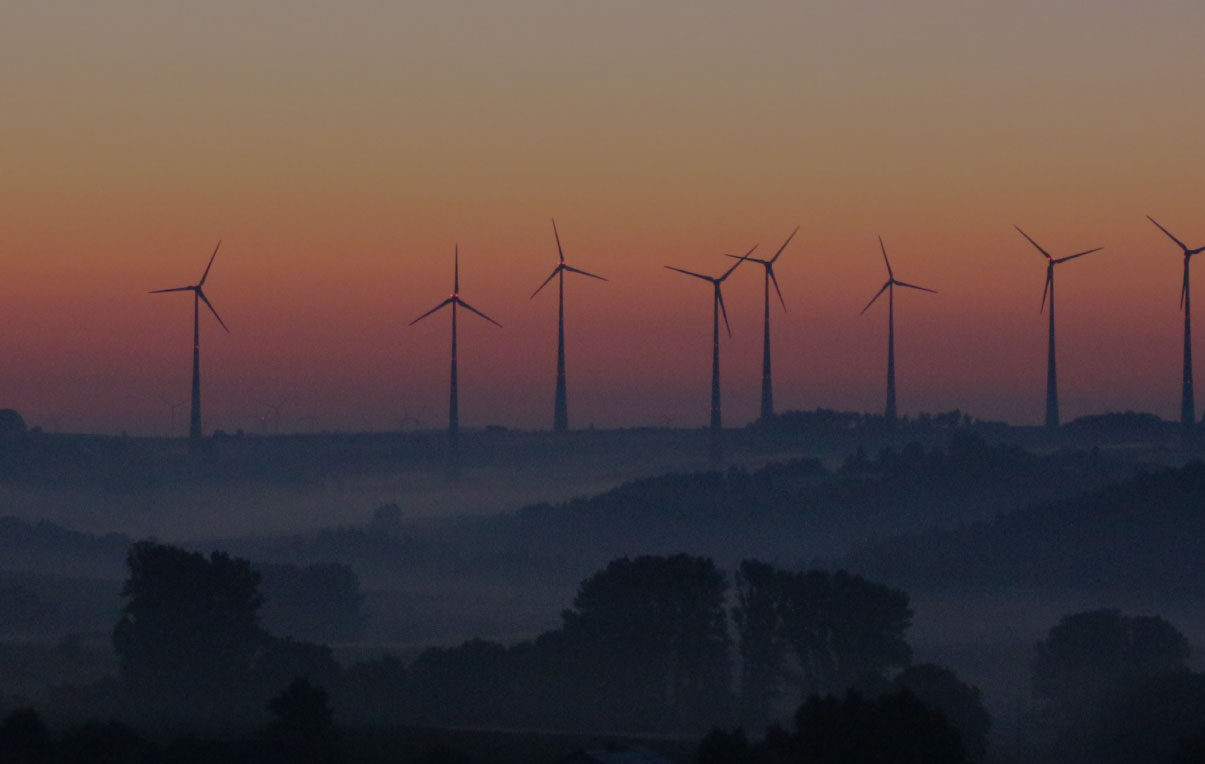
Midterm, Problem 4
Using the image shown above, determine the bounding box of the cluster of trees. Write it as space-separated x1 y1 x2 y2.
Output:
84 543 969 740
1030 608 1205 764
0 678 336 764
20 539 1205 763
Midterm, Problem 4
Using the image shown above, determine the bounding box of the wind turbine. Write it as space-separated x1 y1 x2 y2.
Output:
666 244 755 464
1147 216 1205 431
1015 226 1101 430
861 237 936 427
410 246 501 471
160 397 187 435
150 241 229 440
531 219 608 434
259 399 285 434
727 226 798 423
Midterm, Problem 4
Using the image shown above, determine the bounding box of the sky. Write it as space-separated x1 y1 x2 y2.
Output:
2 1 1205 435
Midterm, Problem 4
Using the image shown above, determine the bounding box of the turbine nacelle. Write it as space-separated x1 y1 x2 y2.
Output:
149 240 230 332
665 243 756 337
531 220 608 299
1015 226 1101 313
860 237 936 314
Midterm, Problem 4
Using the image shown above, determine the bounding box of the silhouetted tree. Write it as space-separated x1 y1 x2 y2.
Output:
113 541 264 719
895 663 990 762
408 639 511 727
263 678 337 764
697 727 759 764
770 690 968 764
1092 671 1205 764
732 559 788 726
778 569 912 697
0 708 53 764
58 720 153 764
252 636 341 704
1035 609 1189 708
562 554 732 731
1034 609 1191 761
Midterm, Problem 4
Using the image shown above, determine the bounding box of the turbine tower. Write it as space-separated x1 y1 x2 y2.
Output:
530 219 607 434
410 246 501 471
1015 226 1101 430
861 237 936 427
728 226 798 423
666 244 755 464
1147 216 1204 431
150 241 229 440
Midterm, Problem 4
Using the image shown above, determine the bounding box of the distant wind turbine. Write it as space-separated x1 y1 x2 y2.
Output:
1147 215 1205 431
728 226 798 422
861 237 936 427
410 246 501 471
160 397 187 435
150 241 229 440
531 219 607 434
259 399 286 434
666 244 754 464
1015 226 1101 430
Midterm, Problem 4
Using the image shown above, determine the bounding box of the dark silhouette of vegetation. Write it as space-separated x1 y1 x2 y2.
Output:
731 561 912 726
1033 609 1192 763
698 691 969 764
561 554 732 731
263 678 338 764
113 542 264 721
893 663 990 762
0 707 53 763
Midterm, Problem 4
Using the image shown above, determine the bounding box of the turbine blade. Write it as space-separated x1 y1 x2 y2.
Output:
530 267 561 299
893 279 937 294
861 281 890 314
199 240 221 285
1040 269 1051 313
1147 215 1191 252
717 288 732 337
149 286 196 294
409 298 454 326
879 236 893 278
719 243 757 281
665 265 714 282
1053 246 1102 264
456 298 502 328
768 267 786 311
454 245 460 294
552 218 565 263
1014 226 1052 259
563 265 608 281
197 290 230 333
770 226 799 263
724 254 769 264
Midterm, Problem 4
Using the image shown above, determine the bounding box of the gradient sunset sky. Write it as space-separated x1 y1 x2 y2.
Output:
4 1 1204 435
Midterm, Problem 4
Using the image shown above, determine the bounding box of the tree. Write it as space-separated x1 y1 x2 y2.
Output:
732 559 788 726
1033 609 1191 761
562 554 732 731
895 663 991 762
0 708 54 764
113 541 264 718
778 569 912 696
263 678 337 764
776 690 968 764
1034 609 1190 708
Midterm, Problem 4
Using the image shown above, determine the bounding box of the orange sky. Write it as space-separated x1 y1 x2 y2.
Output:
2 1 1205 434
